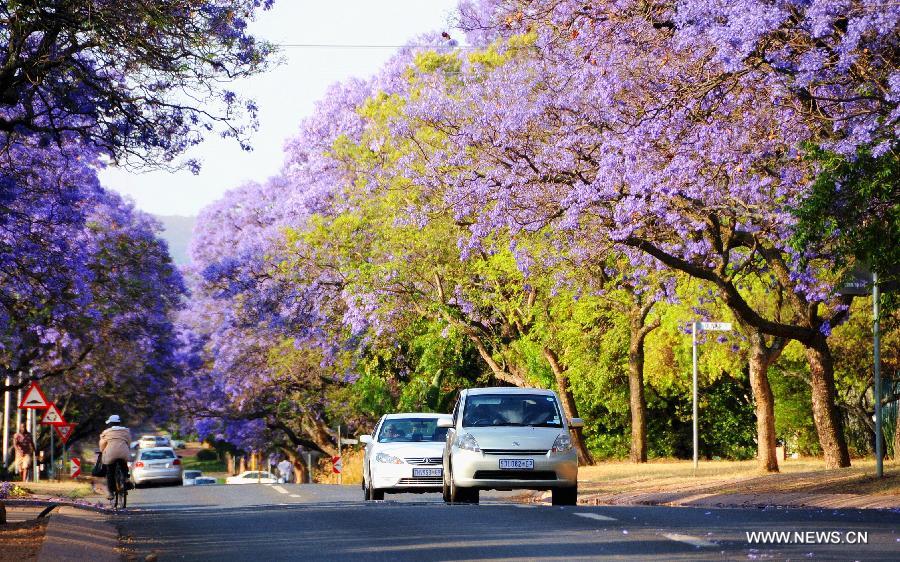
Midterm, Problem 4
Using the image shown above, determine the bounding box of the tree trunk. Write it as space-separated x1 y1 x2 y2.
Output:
543 347 594 465
893 414 900 460
627 304 659 464
805 340 851 468
627 336 648 464
748 332 779 472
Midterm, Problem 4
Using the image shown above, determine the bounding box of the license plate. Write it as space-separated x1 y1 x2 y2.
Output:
412 468 442 477
500 459 534 470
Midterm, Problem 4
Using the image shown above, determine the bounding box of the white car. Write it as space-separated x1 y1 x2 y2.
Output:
131 447 184 487
225 471 278 484
439 387 580 505
360 413 451 500
182 470 203 486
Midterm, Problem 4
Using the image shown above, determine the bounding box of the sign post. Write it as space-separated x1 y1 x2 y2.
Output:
337 425 342 485
40 403 66 481
839 267 897 478
691 321 732 472
873 272 882 478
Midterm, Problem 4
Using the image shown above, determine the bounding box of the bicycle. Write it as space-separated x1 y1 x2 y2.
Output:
111 460 128 510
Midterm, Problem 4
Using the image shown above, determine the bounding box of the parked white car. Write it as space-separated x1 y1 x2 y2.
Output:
182 470 203 486
360 413 451 500
439 387 580 505
225 471 278 484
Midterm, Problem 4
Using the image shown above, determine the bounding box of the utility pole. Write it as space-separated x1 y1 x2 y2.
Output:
873 271 883 478
692 322 699 472
2 375 9 467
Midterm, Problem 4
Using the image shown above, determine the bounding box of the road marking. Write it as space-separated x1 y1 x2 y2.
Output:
289 494 301 498
574 513 617 521
272 485 289 494
662 533 716 548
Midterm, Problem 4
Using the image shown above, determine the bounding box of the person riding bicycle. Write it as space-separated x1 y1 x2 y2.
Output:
99 415 132 500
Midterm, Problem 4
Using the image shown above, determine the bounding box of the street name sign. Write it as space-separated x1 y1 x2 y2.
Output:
40 403 67 426
341 438 359 445
698 322 732 331
19 382 49 409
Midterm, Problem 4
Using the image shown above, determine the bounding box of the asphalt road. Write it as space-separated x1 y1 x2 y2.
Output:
117 483 900 561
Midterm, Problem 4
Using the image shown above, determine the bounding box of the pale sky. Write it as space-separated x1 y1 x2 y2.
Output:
101 0 461 216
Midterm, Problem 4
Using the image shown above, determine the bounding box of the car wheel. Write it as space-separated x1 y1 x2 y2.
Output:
363 471 371 501
369 486 384 501
442 473 451 503
551 485 577 506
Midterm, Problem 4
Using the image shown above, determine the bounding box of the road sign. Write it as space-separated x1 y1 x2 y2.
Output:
55 423 76 443
70 457 81 478
40 403 67 426
698 322 732 331
19 381 49 409
341 438 359 445
332 456 343 474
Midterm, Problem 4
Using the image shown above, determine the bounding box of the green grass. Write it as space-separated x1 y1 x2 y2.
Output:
182 457 227 473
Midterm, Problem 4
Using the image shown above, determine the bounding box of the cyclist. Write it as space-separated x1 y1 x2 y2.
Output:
98 415 132 500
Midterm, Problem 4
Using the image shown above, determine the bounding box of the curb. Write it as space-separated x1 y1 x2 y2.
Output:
578 492 900 511
4 498 115 514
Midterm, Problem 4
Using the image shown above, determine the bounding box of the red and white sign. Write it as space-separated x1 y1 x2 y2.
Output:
70 457 81 478
332 456 343 474
40 403 67 426
55 423 76 443
18 382 49 409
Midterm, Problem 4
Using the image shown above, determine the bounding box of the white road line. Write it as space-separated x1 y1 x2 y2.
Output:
512 504 537 508
574 512 617 521
289 494 301 498
272 485 289 494
662 533 716 548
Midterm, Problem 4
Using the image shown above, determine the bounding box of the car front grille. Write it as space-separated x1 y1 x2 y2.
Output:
480 449 548 456
473 470 557 481
397 477 443 485
404 457 442 465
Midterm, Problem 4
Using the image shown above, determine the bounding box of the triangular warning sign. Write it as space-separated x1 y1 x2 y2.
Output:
19 382 49 409
41 403 67 426
55 423 76 443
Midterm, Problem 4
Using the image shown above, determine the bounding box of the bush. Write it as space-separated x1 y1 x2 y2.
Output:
196 449 218 461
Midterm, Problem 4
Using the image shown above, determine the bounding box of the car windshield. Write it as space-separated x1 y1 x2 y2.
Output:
377 418 449 443
140 449 175 460
463 394 563 428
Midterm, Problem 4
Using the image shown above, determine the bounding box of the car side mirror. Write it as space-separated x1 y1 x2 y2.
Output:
568 418 584 428
437 418 453 428
359 435 372 444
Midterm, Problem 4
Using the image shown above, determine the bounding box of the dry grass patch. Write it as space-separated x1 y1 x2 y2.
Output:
579 458 900 497
20 481 95 499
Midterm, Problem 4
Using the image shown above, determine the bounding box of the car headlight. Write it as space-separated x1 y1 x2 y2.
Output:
455 432 480 452
375 452 404 464
551 432 573 453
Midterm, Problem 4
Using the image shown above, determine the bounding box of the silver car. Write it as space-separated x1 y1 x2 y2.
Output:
132 447 183 487
439 387 581 505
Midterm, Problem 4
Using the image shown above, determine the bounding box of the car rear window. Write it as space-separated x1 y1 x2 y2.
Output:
140 449 176 460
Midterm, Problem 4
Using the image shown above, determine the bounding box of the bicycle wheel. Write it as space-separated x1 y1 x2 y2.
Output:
115 464 127 509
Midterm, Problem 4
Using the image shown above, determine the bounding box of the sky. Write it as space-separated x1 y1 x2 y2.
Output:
101 0 461 217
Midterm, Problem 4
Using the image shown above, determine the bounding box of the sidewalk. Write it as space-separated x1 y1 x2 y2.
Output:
37 506 119 562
